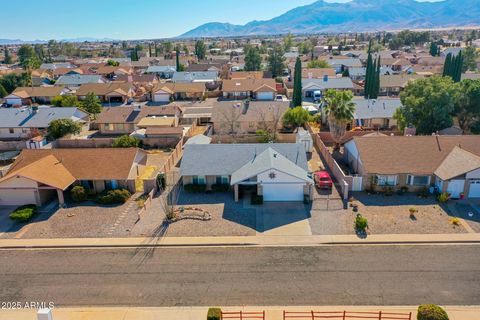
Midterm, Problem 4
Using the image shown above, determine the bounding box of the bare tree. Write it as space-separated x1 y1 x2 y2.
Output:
218 103 243 138
257 105 282 142
158 171 181 221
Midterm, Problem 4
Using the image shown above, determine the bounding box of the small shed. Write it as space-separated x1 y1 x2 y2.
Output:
296 128 313 153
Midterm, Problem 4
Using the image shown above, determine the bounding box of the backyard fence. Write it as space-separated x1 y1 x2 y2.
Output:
137 187 156 220
283 310 412 320
221 311 266 320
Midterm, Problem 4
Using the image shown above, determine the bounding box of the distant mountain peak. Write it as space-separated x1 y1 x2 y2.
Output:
178 0 479 38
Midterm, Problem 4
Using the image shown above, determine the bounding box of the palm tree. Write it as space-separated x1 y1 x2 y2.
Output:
323 89 355 150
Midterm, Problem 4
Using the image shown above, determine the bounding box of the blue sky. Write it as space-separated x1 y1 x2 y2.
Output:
2 0 442 40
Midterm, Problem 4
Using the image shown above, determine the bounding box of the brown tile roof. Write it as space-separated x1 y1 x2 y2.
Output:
0 154 75 190
301 68 337 79
352 135 480 175
75 83 134 97
10 86 66 98
230 71 265 80
153 82 206 94
96 106 180 124
222 79 277 93
380 75 424 88
5 148 144 181
94 66 133 75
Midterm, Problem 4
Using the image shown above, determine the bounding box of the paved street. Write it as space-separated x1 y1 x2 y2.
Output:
0 245 479 307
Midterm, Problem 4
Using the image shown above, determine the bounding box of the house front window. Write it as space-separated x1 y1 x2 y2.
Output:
192 176 206 185
216 176 229 185
105 180 119 190
104 123 114 131
8 128 14 134
375 175 397 186
407 175 430 186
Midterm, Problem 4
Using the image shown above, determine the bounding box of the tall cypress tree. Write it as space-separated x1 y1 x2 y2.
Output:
364 53 373 99
453 51 463 82
372 57 381 99
292 57 302 107
176 48 180 71
443 53 452 77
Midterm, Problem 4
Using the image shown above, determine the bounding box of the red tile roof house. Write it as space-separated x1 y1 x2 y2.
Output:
343 135 480 199
0 148 147 206
222 79 277 100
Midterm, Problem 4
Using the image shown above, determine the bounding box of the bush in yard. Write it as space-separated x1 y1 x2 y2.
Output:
184 184 207 193
97 189 131 204
438 192 450 203
9 205 38 222
71 186 87 202
251 194 263 205
211 184 230 192
207 308 222 320
354 214 368 232
112 135 141 148
417 304 449 320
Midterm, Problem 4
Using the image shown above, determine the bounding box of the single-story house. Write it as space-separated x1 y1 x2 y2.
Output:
301 68 337 79
211 100 289 135
343 135 480 198
0 107 89 139
222 79 277 100
180 143 313 202
152 82 206 102
229 71 266 80
75 83 135 103
352 98 402 129
55 74 107 88
302 77 354 98
0 148 147 206
95 105 181 135
40 62 77 70
94 66 133 79
379 75 423 96
320 58 362 73
180 105 213 125
5 86 69 106
145 66 176 79
186 63 222 72
172 71 219 83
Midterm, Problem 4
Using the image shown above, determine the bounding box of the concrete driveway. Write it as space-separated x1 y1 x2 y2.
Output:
255 202 312 236
0 206 17 237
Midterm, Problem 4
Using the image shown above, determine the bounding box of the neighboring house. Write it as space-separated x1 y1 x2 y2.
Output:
321 58 362 74
211 100 289 135
186 63 222 72
95 105 180 135
348 67 394 81
352 98 402 129
152 82 206 102
115 74 158 85
75 83 135 103
441 48 463 57
0 107 89 140
145 66 176 79
94 66 133 79
40 62 76 70
343 135 480 198
222 79 277 100
0 148 147 206
302 77 354 98
379 75 423 96
172 71 219 83
180 105 213 125
229 71 266 80
180 143 313 202
301 68 337 79
55 74 107 88
5 87 69 106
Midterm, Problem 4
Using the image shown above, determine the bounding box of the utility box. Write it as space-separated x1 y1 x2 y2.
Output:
296 128 313 153
37 308 53 320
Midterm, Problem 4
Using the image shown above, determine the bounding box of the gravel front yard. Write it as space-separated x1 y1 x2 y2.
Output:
351 193 467 234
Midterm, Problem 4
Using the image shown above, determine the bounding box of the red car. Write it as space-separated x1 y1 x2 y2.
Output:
314 171 333 189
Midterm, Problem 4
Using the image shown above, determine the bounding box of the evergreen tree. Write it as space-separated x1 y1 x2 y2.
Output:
194 40 206 60
443 53 452 77
292 57 302 108
3 46 12 64
244 46 262 71
176 48 180 71
267 46 286 78
372 57 381 99
429 42 438 56
0 83 7 98
364 52 373 98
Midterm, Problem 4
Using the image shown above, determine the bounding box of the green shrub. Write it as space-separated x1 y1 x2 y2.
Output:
71 186 87 202
251 194 263 205
9 205 37 222
97 189 131 204
418 187 430 198
184 184 207 193
417 304 449 320
354 214 368 232
438 192 450 203
207 308 222 320
211 184 230 192
156 173 166 190
383 186 394 196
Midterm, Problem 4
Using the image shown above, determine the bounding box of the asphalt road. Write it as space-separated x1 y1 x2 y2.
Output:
0 245 479 307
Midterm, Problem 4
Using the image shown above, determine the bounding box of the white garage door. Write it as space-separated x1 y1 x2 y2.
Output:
154 93 170 102
262 183 304 202
468 180 480 198
0 189 37 206
447 180 465 199
257 92 274 100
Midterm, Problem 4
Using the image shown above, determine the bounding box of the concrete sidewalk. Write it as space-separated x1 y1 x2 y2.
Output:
0 233 479 249
1 306 479 320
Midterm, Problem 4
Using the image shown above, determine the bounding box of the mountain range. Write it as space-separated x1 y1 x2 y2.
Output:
179 0 480 38
0 38 119 45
